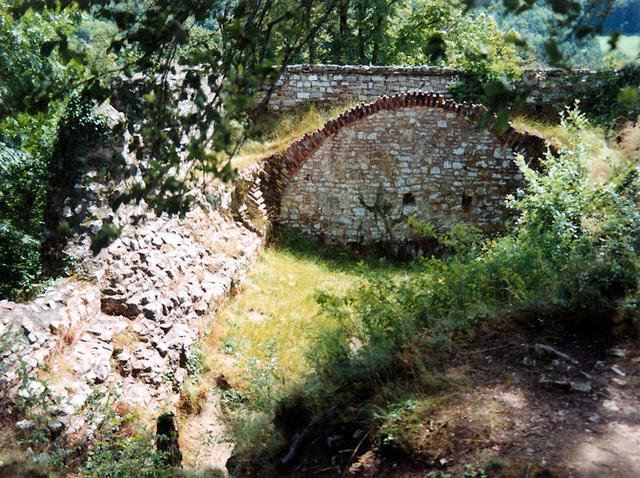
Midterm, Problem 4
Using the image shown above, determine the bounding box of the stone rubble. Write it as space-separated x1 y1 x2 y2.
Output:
1 98 267 439
1 201 264 439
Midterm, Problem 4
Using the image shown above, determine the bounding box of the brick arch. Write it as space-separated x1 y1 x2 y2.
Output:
243 91 550 245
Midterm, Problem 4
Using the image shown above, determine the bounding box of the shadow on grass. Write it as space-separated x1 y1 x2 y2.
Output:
271 228 417 277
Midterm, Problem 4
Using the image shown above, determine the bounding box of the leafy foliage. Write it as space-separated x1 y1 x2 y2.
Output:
0 0 633 299
478 0 611 69
0 147 45 298
446 12 526 110
0 6 82 299
81 433 164 478
0 6 78 117
570 64 640 125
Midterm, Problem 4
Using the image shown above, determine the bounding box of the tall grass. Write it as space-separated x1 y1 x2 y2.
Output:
511 112 628 182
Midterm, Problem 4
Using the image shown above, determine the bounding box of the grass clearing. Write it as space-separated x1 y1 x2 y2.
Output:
187 234 417 470
202 233 411 400
598 34 640 60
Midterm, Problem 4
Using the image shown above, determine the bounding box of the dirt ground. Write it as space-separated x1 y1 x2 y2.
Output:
180 315 639 478
378 318 640 478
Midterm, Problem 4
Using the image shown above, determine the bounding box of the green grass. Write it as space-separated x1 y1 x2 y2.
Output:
598 34 640 60
194 234 417 469
203 234 411 400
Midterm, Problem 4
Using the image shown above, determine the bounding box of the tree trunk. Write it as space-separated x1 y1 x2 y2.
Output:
337 0 349 63
355 2 367 63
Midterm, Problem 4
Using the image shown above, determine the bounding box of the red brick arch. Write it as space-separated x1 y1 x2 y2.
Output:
242 91 550 230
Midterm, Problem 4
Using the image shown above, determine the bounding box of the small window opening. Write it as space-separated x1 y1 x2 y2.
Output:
304 174 310 181
462 193 473 213
402 192 416 206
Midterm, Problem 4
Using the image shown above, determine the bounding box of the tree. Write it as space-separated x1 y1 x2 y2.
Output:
0 6 80 298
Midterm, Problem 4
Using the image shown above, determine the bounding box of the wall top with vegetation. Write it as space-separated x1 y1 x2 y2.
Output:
268 64 595 114
280 64 593 76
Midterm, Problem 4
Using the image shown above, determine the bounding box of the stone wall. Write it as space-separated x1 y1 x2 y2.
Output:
267 64 593 115
248 92 549 249
269 65 454 110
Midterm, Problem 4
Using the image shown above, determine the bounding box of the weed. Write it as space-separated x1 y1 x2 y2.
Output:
186 345 206 379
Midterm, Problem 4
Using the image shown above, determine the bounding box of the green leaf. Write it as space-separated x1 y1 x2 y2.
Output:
617 86 638 107
495 110 510 134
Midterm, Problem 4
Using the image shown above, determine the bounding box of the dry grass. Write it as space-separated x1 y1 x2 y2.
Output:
618 119 640 161
229 102 359 170
511 116 574 151
111 327 139 353
112 400 149 438
512 114 627 183
61 327 78 347
178 379 209 415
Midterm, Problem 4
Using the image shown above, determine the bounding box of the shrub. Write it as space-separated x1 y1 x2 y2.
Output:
81 433 164 478
0 139 49 299
569 64 640 125
185 345 206 379
0 220 42 299
499 107 640 314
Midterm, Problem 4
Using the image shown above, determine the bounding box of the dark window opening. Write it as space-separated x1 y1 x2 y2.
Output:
462 193 473 213
304 174 310 181
402 192 416 206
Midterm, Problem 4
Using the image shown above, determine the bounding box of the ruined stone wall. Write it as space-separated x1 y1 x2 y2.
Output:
280 108 523 244
251 92 549 248
268 64 593 115
0 103 267 441
269 65 455 110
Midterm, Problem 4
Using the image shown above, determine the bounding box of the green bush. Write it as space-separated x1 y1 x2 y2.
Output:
81 434 164 478
494 107 640 314
0 146 46 299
